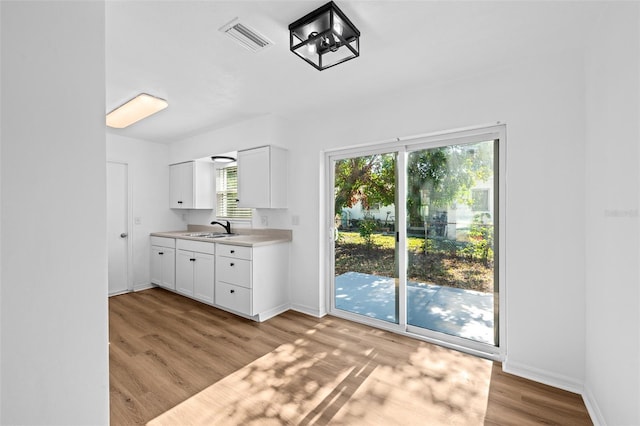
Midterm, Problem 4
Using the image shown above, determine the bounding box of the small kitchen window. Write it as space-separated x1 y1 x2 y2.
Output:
216 165 252 219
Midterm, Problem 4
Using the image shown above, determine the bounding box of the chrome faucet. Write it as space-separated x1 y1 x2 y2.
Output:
210 220 232 234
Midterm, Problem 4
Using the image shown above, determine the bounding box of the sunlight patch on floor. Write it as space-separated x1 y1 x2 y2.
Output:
147 324 493 426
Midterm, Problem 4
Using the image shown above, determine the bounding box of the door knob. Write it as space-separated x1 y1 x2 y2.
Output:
120 233 128 238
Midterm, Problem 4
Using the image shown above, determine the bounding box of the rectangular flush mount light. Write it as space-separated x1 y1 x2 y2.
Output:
106 93 168 128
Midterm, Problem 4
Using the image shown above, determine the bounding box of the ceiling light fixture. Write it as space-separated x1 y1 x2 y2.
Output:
288 1 360 71
211 156 236 163
106 93 168 129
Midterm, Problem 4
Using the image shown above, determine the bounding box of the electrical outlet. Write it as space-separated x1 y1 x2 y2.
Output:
261 216 268 226
134 217 142 225
292 215 300 226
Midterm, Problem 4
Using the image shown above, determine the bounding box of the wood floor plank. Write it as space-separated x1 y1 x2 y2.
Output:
109 288 592 425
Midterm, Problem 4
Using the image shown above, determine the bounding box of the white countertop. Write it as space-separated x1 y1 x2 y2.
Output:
150 229 292 247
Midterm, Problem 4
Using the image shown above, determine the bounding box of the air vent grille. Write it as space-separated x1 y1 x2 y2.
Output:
219 18 273 52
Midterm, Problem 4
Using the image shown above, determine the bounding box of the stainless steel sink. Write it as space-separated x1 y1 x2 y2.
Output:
186 232 236 239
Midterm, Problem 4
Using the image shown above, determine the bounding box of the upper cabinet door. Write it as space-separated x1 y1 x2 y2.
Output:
237 146 287 209
237 147 270 208
169 162 192 208
169 161 214 209
192 162 215 209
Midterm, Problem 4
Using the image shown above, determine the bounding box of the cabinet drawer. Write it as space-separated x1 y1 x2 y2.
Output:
216 244 252 260
151 236 175 248
216 282 251 315
177 239 215 254
216 257 251 288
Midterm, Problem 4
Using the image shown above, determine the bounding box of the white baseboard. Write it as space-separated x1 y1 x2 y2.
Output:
289 303 325 318
502 359 584 394
134 283 155 292
582 385 606 426
109 283 154 297
257 303 290 322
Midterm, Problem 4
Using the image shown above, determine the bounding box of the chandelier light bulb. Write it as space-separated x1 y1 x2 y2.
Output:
308 31 318 54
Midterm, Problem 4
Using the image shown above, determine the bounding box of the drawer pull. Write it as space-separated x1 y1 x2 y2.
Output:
190 258 196 262
230 289 235 294
230 262 235 267
230 250 235 254
158 252 164 255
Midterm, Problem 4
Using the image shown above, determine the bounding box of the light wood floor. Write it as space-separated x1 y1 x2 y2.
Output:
110 288 592 425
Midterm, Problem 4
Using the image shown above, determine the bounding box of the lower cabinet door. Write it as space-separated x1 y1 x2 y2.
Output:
216 282 251 315
150 246 163 285
161 247 175 290
176 250 194 296
193 252 214 304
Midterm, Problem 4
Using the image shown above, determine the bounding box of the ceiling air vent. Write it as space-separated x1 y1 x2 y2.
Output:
219 18 273 53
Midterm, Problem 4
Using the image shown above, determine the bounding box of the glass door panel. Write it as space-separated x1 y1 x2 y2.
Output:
333 153 399 324
406 140 497 345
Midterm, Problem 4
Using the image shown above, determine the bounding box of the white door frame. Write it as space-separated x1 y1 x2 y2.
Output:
107 160 133 295
323 124 507 361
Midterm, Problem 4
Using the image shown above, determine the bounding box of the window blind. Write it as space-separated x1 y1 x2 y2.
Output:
216 166 252 219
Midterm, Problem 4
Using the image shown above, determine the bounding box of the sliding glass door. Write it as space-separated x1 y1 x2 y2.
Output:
328 126 504 357
333 152 399 324
406 139 497 346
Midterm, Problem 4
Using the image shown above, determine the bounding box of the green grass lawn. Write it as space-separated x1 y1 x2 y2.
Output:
335 231 493 293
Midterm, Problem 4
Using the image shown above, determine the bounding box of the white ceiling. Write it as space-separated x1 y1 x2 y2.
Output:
106 1 594 143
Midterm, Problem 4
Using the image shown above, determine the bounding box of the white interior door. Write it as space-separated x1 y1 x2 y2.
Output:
107 161 130 295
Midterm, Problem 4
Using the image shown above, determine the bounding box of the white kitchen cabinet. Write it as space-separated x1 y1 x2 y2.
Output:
215 242 289 321
169 161 215 209
175 239 215 304
150 236 176 290
237 146 287 209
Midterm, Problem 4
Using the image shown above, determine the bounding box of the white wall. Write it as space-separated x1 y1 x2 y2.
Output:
169 114 279 164
0 2 109 424
584 4 640 425
107 134 184 290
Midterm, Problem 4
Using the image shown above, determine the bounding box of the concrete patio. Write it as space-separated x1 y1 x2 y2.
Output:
335 271 494 345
